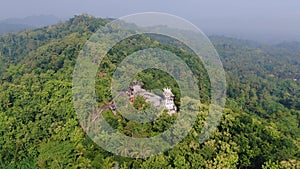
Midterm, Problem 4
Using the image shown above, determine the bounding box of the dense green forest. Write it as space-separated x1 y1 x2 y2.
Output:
0 15 299 168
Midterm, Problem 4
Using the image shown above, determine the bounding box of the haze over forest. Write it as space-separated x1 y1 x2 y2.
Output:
1 0 300 43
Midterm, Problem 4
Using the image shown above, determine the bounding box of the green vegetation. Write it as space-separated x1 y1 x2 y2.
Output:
0 15 299 168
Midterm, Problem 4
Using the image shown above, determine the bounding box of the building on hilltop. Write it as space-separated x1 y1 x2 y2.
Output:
163 88 177 115
126 81 177 115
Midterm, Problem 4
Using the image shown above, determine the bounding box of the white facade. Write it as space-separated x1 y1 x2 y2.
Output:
163 88 177 114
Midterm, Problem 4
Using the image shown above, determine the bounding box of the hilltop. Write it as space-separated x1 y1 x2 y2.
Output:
0 15 299 168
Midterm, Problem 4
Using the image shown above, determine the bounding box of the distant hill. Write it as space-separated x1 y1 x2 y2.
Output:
0 22 34 34
274 41 300 53
0 15 62 34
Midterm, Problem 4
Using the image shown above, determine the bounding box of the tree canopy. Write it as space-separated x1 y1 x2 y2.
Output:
0 15 299 168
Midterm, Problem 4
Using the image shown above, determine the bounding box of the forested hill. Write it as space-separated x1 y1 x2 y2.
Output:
0 15 299 168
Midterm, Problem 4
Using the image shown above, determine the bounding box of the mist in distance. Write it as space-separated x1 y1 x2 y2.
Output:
1 0 299 43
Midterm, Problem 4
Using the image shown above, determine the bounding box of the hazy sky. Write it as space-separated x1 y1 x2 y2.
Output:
1 0 300 43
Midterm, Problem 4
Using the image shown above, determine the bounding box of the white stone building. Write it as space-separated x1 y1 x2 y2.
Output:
163 88 177 115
